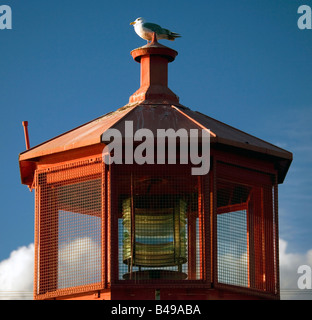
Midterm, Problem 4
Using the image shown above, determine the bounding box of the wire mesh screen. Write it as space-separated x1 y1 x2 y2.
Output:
217 209 248 287
216 162 279 295
114 164 207 283
34 159 104 299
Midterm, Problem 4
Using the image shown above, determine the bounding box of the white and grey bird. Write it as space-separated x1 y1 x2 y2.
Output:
130 17 181 42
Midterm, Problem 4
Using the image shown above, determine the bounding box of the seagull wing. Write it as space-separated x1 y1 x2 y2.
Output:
143 22 164 34
140 22 181 41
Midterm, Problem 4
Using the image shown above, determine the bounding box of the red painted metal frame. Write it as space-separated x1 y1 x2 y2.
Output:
212 150 280 299
31 143 281 300
34 157 106 300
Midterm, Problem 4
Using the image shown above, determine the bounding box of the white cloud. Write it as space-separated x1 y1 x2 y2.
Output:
279 239 312 300
0 237 101 300
0 243 34 300
58 237 101 288
1 239 312 300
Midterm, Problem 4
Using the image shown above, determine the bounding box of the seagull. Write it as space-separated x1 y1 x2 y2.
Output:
130 17 181 42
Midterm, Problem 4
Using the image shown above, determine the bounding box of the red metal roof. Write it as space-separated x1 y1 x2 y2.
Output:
19 104 137 161
19 102 292 183
20 102 292 162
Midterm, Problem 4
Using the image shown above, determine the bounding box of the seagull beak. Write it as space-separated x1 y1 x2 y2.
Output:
130 21 135 25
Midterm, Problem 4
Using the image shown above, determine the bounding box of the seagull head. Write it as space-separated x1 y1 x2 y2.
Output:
130 17 145 26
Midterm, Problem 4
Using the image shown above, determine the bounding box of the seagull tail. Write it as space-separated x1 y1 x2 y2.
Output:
168 31 181 41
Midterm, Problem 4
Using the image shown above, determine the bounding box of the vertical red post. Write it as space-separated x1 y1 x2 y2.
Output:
22 121 30 150
129 40 179 104
188 210 197 279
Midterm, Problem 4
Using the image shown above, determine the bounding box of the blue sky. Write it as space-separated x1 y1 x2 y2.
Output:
0 0 311 299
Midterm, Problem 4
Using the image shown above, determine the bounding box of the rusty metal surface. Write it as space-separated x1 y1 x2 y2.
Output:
19 104 137 161
110 104 208 135
19 102 292 185
19 103 293 161
179 107 292 160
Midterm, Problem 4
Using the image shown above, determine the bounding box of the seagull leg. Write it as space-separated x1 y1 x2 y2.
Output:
151 32 157 44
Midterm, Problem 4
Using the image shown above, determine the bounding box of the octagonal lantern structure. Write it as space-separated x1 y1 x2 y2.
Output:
19 37 292 300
